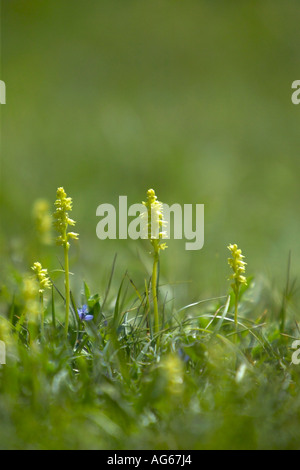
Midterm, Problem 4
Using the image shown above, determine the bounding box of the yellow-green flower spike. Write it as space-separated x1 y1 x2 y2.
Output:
53 187 79 247
161 354 184 396
228 243 247 291
142 189 167 337
228 243 247 328
23 275 40 318
53 187 78 339
31 262 51 293
32 199 52 245
31 262 51 339
142 188 167 253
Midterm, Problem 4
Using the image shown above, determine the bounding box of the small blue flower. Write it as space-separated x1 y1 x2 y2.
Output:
178 348 190 363
77 304 93 322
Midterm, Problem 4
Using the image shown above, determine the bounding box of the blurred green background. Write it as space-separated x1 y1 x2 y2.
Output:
1 0 300 303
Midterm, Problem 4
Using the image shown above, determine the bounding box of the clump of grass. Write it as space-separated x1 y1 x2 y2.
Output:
1 186 300 450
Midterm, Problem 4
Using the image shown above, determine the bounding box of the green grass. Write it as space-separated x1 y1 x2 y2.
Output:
1 190 300 450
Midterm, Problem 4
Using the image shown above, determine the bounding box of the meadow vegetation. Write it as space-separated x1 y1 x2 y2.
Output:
0 186 300 450
1 1 300 450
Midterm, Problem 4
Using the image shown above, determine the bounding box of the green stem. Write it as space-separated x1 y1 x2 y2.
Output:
234 283 239 343
51 285 56 329
152 251 159 335
40 293 44 339
234 295 238 325
64 242 70 339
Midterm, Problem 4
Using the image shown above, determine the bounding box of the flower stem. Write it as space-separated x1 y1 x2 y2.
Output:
152 251 159 335
234 295 238 328
234 282 239 328
64 241 70 339
40 293 44 339
233 283 239 344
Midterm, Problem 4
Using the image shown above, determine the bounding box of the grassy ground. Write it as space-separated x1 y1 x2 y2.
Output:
1 186 300 450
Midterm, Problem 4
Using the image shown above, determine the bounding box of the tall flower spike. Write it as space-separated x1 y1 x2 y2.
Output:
228 243 247 328
53 187 78 339
142 189 167 337
53 187 79 247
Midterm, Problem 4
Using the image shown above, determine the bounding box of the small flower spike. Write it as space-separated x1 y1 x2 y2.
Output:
31 262 51 293
142 189 167 253
228 243 247 328
77 305 93 322
228 243 247 292
32 199 52 245
23 275 40 319
53 187 79 247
